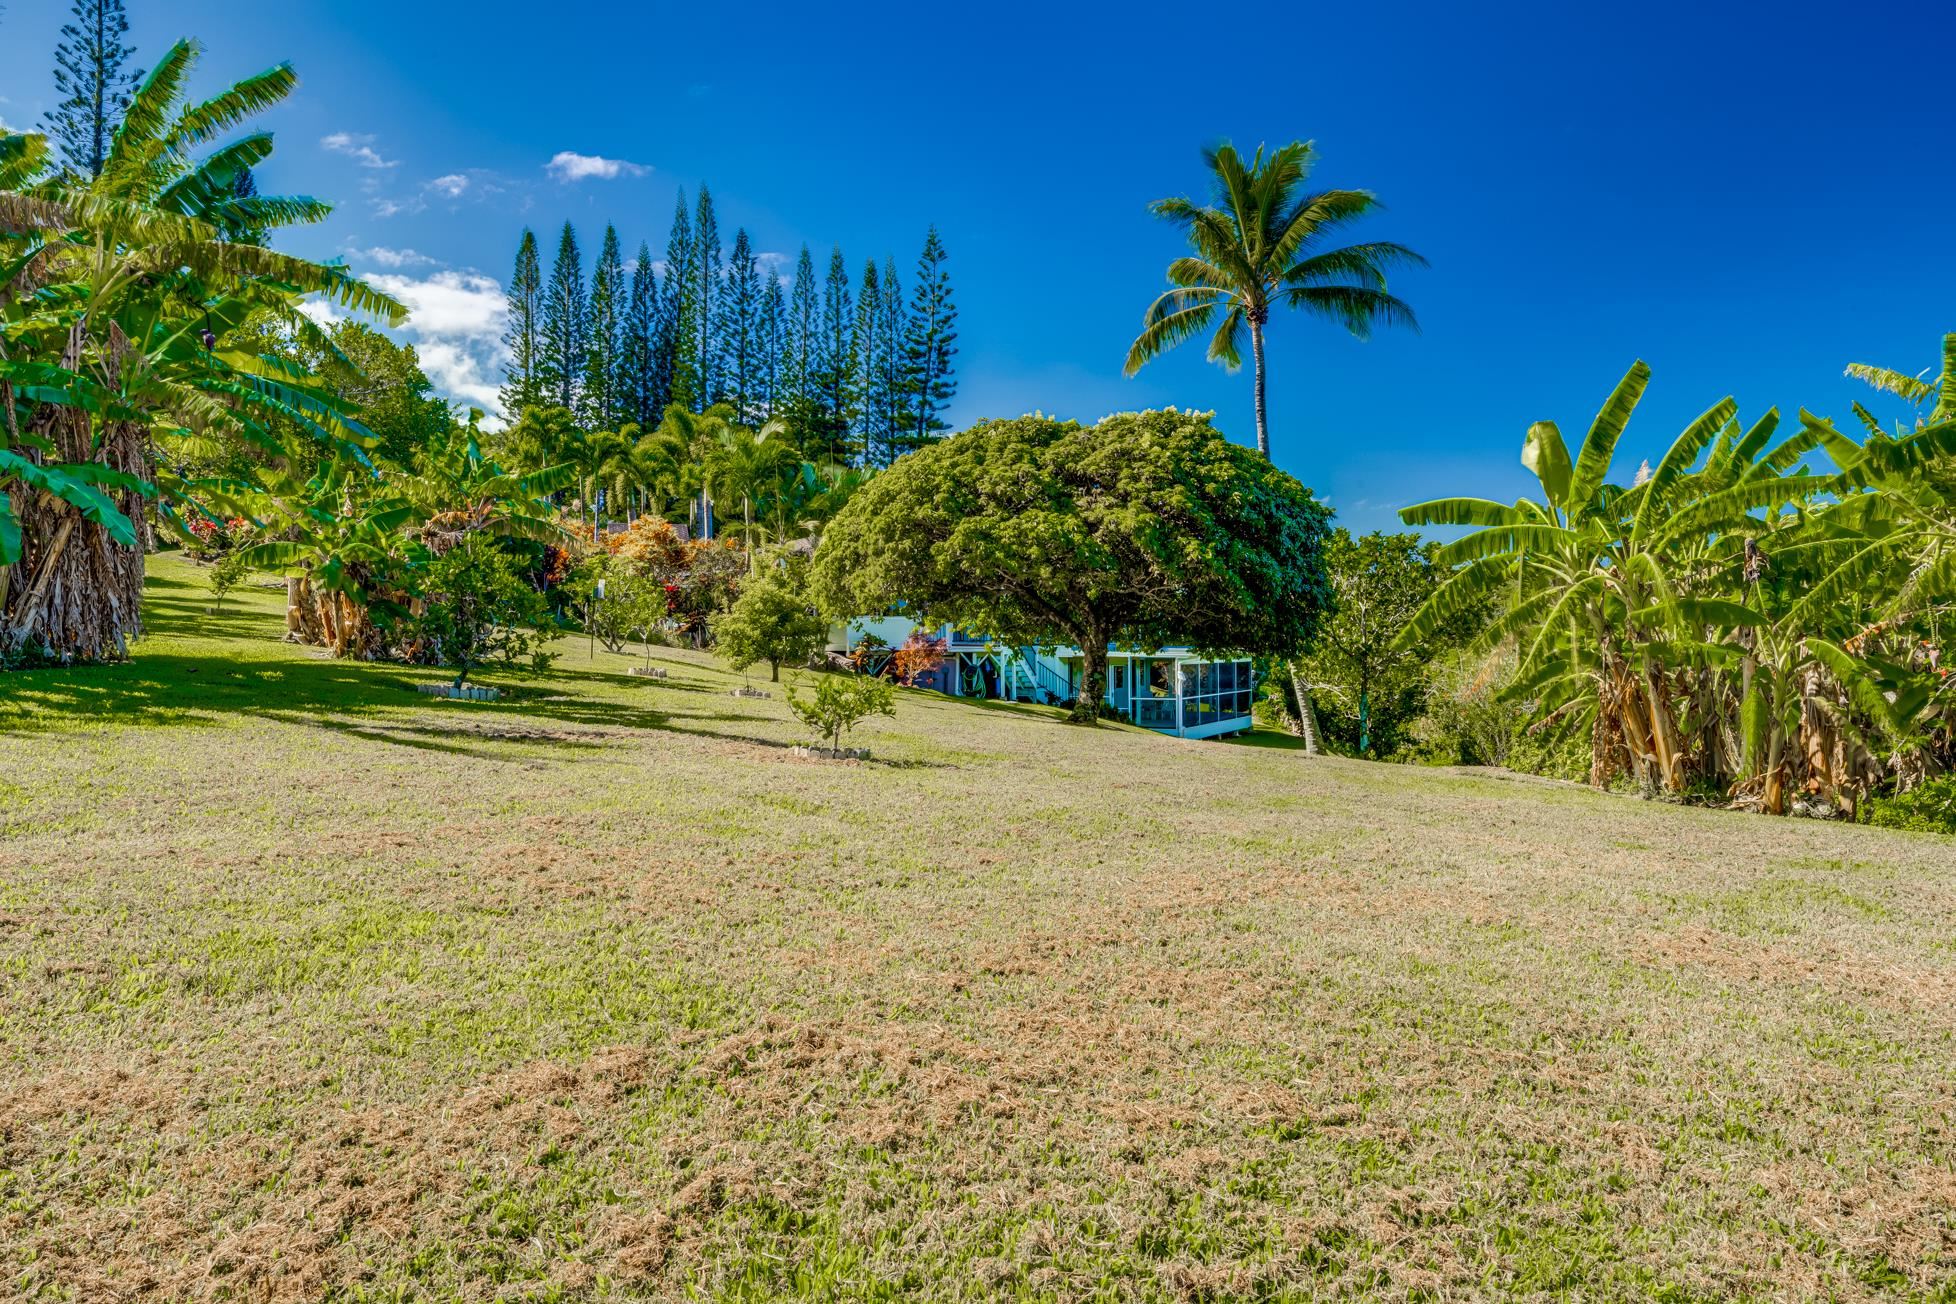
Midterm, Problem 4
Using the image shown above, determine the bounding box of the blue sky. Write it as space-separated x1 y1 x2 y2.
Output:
2 0 1951 531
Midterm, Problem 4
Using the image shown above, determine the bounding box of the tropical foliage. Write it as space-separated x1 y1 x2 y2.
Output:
1279 529 1476 757
0 38 403 663
1398 342 1956 817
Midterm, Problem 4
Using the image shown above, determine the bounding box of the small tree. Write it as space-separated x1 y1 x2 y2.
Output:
1292 529 1478 756
616 574 671 668
207 550 251 611
414 534 552 687
713 556 827 681
573 555 637 654
784 672 896 752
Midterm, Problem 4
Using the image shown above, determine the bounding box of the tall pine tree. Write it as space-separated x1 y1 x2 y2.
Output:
875 256 906 464
758 269 786 419
582 224 625 429
539 221 588 414
817 246 856 460
619 241 660 429
691 185 723 408
658 190 695 411
499 228 544 419
901 225 958 451
717 228 763 420
851 259 883 464
784 245 818 407
43 0 141 179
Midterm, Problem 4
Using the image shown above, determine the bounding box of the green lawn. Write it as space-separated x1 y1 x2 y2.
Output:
2 554 1953 1301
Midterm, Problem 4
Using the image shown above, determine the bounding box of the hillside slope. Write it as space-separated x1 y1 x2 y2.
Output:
1 555 1952 1300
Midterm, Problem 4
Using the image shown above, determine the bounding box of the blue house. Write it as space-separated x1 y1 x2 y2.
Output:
831 618 1257 740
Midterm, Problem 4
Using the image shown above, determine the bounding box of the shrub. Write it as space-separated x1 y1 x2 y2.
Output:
413 533 552 687
1863 776 1956 835
184 515 252 561
890 631 948 686
1406 644 1588 780
783 673 896 752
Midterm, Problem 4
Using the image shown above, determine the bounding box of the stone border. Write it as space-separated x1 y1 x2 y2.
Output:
791 744 870 761
627 666 669 679
730 687 772 699
418 682 500 702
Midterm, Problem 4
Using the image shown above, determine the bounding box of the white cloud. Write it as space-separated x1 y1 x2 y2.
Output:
370 195 425 219
321 131 398 169
411 339 503 414
352 245 439 269
545 151 649 183
356 269 511 418
365 269 505 343
427 173 470 198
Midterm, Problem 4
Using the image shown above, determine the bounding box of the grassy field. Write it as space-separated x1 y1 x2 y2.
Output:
2 554 1953 1302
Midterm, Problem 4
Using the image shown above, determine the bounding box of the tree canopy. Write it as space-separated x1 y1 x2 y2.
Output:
809 409 1334 721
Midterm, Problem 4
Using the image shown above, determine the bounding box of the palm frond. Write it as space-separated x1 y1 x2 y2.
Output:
1567 360 1650 513
166 63 299 149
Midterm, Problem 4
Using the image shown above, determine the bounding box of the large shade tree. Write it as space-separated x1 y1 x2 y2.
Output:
810 409 1335 722
1124 140 1423 458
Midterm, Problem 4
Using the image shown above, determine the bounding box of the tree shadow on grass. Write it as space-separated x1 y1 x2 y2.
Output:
0 571 955 766
1220 726 1315 752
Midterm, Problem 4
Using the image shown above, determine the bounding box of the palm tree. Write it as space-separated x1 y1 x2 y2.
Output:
703 420 796 550
625 423 686 522
1124 140 1424 458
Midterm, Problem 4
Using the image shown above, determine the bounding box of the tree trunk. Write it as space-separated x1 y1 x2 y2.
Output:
4 323 150 663
1070 637 1109 725
5 425 149 662
1249 313 1271 459
1286 662 1323 755
1641 667 1687 793
770 658 779 682
286 575 329 645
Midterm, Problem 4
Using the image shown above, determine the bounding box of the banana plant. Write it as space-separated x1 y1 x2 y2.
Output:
0 38 401 661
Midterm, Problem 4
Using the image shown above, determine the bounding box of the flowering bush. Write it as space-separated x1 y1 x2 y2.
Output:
890 631 948 686
605 519 746 642
185 515 253 561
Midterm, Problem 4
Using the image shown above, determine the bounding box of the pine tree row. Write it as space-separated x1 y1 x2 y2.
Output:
500 187 957 468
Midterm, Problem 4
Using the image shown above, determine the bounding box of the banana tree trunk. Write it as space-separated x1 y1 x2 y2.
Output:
3 325 149 662
1641 667 1687 793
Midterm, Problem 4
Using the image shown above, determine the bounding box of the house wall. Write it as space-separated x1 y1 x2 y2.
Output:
824 614 1256 739
829 615 925 655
